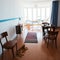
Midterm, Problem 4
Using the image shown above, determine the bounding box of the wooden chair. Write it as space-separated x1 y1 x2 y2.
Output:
42 22 49 36
47 31 59 48
42 24 56 37
49 24 56 32
0 32 17 58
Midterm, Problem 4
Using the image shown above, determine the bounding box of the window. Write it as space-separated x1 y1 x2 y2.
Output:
28 8 32 21
33 8 37 21
23 7 51 23
37 8 41 19
24 8 28 22
41 8 46 20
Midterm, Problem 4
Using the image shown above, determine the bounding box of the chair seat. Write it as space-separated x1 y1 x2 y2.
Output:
2 40 17 49
44 35 56 40
48 35 56 40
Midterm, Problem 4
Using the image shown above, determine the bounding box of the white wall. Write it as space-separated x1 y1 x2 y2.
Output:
0 0 22 54
0 0 22 19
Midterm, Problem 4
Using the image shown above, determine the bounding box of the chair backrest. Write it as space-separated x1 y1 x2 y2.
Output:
1 32 8 42
48 31 59 40
42 22 49 26
50 25 56 32
0 32 8 47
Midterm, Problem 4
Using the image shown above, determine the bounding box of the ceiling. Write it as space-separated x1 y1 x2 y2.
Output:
21 0 51 2
24 0 59 1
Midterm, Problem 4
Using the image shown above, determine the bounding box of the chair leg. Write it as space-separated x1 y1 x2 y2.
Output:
52 40 54 48
11 48 14 58
55 40 57 48
16 43 17 54
47 39 49 48
2 48 4 60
